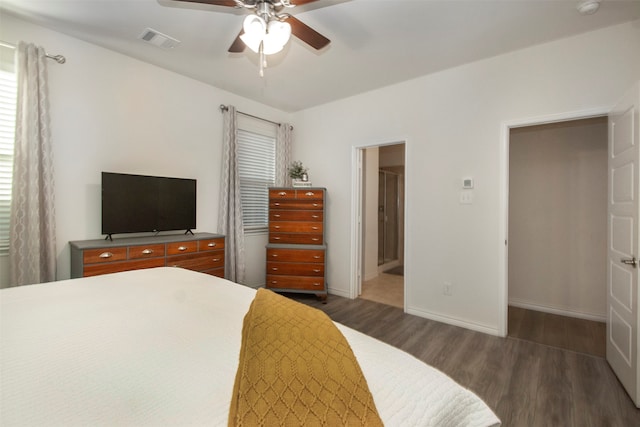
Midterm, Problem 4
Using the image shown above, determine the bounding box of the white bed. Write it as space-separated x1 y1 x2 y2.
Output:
0 267 500 426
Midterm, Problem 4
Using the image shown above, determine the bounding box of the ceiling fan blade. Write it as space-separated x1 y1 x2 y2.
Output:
228 29 245 53
285 16 330 50
174 0 239 7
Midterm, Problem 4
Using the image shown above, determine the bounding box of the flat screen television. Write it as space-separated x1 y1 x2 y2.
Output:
101 172 196 238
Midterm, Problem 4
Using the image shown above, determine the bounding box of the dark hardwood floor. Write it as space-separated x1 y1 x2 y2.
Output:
288 293 640 427
508 306 606 357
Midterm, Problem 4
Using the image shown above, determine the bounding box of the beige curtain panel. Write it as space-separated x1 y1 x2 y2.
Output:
9 41 57 287
218 105 246 283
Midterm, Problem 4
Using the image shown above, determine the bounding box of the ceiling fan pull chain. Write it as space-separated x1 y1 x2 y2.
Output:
259 41 266 77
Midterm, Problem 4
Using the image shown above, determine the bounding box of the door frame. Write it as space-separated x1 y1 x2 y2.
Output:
350 139 408 305
498 106 610 337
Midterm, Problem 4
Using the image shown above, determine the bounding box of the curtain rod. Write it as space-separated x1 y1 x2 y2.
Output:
0 40 66 64
220 104 293 130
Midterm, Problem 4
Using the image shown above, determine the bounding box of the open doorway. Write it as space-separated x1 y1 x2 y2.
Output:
358 143 405 308
506 116 607 356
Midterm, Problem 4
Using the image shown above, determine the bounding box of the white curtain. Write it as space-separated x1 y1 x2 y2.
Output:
275 123 292 187
218 105 245 283
9 42 56 286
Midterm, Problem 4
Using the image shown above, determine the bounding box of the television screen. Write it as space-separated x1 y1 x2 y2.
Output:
101 172 196 236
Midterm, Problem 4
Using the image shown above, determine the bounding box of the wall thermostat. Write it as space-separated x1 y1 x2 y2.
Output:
462 177 474 189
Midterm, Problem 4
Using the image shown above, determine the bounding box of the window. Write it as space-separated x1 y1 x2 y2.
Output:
0 46 17 255
237 115 276 234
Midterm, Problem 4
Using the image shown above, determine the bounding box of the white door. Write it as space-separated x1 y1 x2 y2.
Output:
607 82 640 407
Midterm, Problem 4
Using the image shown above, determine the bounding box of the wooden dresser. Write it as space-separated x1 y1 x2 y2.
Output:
266 187 327 301
70 232 225 278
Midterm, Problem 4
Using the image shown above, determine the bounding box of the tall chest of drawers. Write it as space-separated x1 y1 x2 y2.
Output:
266 187 327 301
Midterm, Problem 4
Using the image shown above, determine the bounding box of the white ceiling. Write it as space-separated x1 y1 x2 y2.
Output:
2 0 639 112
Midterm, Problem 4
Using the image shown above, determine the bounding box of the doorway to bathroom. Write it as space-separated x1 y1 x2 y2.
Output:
359 143 405 308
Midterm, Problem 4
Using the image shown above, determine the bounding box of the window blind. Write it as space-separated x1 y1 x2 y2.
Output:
0 46 16 255
237 115 276 234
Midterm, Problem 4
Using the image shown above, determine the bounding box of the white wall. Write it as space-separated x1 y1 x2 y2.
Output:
509 118 608 321
0 14 290 286
292 21 640 335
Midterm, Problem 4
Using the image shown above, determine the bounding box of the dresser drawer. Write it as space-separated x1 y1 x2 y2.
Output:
199 238 225 252
128 244 165 260
295 189 323 200
269 233 323 245
266 248 324 263
269 210 323 222
267 262 324 276
83 258 165 277
83 247 127 264
266 275 325 291
167 241 198 255
269 189 296 199
168 252 225 271
269 200 323 210
268 189 324 200
270 222 323 233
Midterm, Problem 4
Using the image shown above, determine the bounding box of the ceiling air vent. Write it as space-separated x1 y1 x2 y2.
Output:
139 28 181 49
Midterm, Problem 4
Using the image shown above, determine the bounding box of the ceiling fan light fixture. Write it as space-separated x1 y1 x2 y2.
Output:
240 14 291 55
262 20 291 54
240 14 266 53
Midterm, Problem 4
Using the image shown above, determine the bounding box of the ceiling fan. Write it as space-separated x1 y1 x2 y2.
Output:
175 0 331 75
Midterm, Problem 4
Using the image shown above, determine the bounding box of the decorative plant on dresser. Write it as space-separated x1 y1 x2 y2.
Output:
266 187 327 302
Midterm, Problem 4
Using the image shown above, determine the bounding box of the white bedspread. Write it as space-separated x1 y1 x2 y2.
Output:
0 267 499 426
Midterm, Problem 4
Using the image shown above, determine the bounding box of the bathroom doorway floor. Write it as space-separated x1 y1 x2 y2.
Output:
360 273 403 309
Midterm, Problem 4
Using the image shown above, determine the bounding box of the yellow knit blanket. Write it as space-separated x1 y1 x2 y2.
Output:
228 289 383 426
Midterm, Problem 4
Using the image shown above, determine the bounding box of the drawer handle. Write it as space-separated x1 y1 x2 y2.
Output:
278 191 287 196
178 246 188 251
271 254 278 258
142 249 153 255
274 214 281 218
312 238 320 242
313 269 321 273
99 252 113 259
207 242 217 248
305 192 315 196
274 237 281 240
213 258 221 262
272 268 278 271
311 226 319 230
312 215 319 219
274 226 280 229
274 202 280 206
313 203 319 207
271 281 278 285
313 255 320 259
313 282 321 287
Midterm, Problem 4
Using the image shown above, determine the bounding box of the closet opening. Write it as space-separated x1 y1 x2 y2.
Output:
507 116 607 356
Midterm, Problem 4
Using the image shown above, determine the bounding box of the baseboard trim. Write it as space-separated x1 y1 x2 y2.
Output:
378 260 400 274
406 306 501 337
328 287 350 298
362 271 378 282
508 298 606 322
